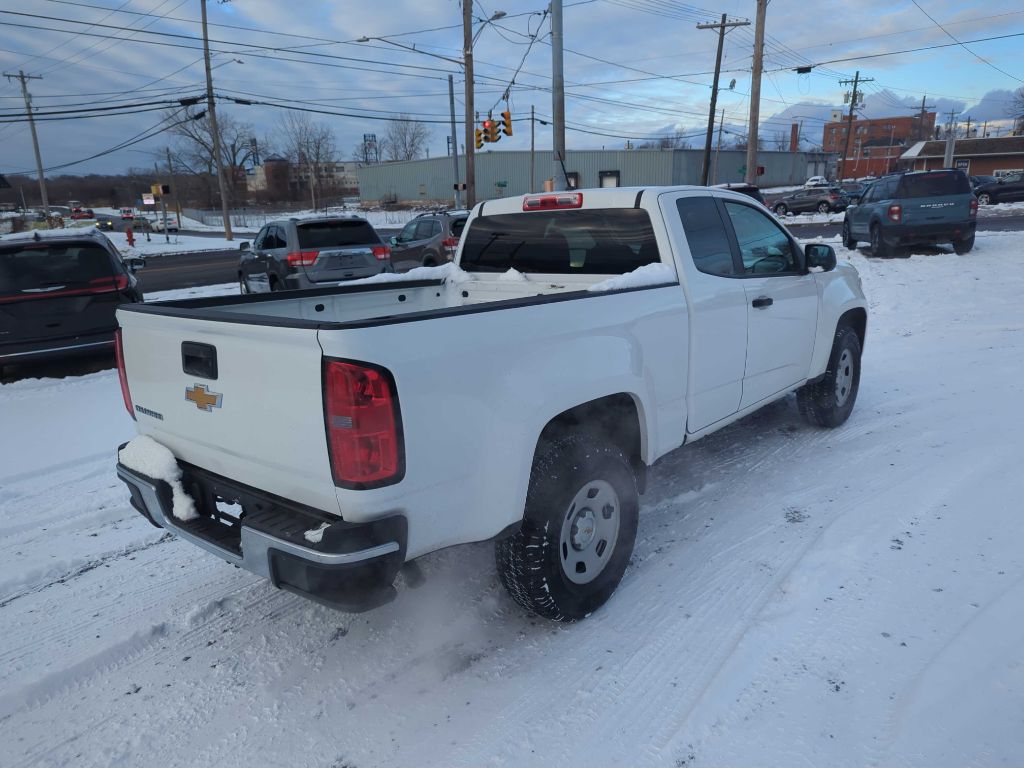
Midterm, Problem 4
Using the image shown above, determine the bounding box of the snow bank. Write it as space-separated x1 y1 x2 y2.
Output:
348 262 472 287
117 435 197 521
587 262 678 292
497 268 529 282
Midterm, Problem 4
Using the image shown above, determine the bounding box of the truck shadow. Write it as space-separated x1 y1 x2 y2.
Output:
0 351 115 384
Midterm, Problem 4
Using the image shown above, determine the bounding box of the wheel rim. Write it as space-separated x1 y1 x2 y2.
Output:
835 347 854 406
818 203 829 213
775 206 786 215
978 194 990 205
559 479 620 585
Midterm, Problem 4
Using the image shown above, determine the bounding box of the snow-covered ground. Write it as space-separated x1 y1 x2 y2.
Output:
2 233 1023 767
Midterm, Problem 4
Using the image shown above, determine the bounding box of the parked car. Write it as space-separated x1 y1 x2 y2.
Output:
805 175 829 187
969 175 997 193
120 208 135 220
390 210 468 266
974 172 1024 206
842 169 977 256
772 187 849 215
0 229 144 368
151 215 179 233
839 182 867 204
711 183 765 205
70 208 94 220
115 185 867 620
238 215 392 293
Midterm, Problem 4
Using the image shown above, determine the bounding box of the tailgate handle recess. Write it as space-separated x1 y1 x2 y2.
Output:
182 341 218 380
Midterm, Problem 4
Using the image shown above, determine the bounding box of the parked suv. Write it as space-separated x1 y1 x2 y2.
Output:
390 210 468 266
238 216 392 293
711 183 765 204
0 229 144 367
772 187 849 215
842 169 977 256
974 171 1024 206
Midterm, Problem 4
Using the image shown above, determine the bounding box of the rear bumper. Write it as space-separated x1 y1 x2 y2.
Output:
116 458 407 612
883 220 976 246
0 329 115 363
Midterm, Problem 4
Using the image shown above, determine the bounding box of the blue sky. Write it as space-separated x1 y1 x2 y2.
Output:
0 0 1021 176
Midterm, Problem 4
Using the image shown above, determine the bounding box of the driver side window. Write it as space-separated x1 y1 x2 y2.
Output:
723 201 799 274
398 221 418 243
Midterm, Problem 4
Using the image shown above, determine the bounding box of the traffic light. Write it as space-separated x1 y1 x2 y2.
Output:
475 128 484 149
501 110 512 137
483 118 500 143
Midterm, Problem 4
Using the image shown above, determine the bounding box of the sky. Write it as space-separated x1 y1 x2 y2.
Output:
0 0 1022 177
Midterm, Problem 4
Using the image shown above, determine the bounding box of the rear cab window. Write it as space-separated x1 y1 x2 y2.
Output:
0 241 119 301
459 208 659 274
296 220 380 249
898 171 971 198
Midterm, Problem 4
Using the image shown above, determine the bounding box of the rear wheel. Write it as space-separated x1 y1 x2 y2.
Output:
842 220 857 250
817 201 831 213
773 203 788 216
422 253 439 267
870 223 891 258
977 192 992 206
797 324 862 428
239 274 249 294
495 434 639 621
953 232 975 255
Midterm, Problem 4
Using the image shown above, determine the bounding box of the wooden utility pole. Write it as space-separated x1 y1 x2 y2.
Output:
3 70 48 216
550 0 567 191
530 104 536 193
712 107 725 184
462 1 476 207
838 71 873 180
697 14 749 185
963 116 973 138
915 95 935 141
744 0 767 184
166 146 182 220
943 109 958 168
200 0 233 240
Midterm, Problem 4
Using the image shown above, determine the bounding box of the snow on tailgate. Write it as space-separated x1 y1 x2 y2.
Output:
0 230 1022 767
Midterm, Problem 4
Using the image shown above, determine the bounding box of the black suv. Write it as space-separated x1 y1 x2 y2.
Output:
0 229 144 367
974 171 1024 206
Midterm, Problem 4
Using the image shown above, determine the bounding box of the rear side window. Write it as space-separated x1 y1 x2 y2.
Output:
460 209 658 274
296 220 380 249
676 197 736 276
0 242 116 297
449 218 467 237
898 171 971 198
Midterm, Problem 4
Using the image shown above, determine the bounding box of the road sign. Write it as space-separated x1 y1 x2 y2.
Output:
142 193 155 205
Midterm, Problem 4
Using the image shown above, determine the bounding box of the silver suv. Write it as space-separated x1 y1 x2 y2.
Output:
389 210 468 267
239 215 392 293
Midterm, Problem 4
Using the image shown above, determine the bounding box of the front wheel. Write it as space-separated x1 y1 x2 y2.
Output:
977 193 991 206
239 274 249 294
842 220 857 250
817 201 831 213
496 435 639 621
797 324 862 428
774 203 788 215
953 232 975 255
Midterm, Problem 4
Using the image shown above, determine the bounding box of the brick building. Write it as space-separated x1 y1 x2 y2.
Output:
900 136 1024 177
823 112 937 179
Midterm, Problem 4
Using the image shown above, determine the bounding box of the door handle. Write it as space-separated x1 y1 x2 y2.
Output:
751 296 774 309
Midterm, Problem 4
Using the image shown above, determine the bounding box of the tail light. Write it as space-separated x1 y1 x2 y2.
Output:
441 236 460 252
286 251 318 266
323 359 403 488
115 328 135 420
523 192 583 211
0 274 129 303
887 204 902 223
372 245 391 261
829 192 839 199
969 198 978 218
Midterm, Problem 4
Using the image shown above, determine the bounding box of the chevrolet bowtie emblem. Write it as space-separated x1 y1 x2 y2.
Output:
185 383 223 412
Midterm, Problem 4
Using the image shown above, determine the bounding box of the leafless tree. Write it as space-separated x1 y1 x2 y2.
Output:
167 108 256 206
382 115 431 162
772 129 789 151
276 112 338 207
1010 87 1024 135
635 133 692 150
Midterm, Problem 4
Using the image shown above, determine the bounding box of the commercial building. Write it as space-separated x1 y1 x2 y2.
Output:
900 136 1024 177
823 112 937 179
246 158 359 198
354 148 833 205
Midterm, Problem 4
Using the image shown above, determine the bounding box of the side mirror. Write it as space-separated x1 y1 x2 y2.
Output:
239 241 250 252
389 235 398 246
805 243 837 272
125 257 146 271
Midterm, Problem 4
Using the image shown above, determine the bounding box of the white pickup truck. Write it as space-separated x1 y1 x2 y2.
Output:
114 187 867 621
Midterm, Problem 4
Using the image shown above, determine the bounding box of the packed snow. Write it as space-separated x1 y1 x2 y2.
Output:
118 436 197 522
349 262 473 287
304 522 330 544
588 262 678 291
2 230 1024 767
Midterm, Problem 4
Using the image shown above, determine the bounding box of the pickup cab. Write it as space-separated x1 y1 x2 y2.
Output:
842 169 977 256
114 187 867 621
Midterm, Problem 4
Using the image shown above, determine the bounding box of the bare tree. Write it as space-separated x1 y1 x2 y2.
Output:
635 133 691 150
276 112 337 207
167 108 255 206
772 129 789 151
382 115 431 162
1010 87 1024 135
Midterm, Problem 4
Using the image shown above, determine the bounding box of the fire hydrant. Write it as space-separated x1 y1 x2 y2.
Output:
126 227 134 247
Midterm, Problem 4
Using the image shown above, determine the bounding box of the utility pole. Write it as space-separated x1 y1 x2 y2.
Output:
462 1 476 208
697 14 748 186
963 115 972 138
530 104 536 193
447 74 462 208
943 108 958 168
166 147 182 220
4 70 49 217
915 95 935 141
200 0 233 240
712 107 725 184
981 121 988 138
838 71 873 180
744 0 767 185
550 0 567 191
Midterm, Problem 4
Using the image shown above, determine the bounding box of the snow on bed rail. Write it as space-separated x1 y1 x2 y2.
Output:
348 262 473 287
118 435 197 521
587 262 678 292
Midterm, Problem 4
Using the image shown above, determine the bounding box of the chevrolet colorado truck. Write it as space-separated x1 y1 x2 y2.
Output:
114 187 867 621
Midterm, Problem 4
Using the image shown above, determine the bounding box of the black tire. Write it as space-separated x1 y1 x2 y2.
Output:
268 276 279 292
870 223 891 258
977 192 992 206
842 219 857 250
817 201 830 214
953 233 975 255
773 203 788 215
422 253 439 267
797 324 862 428
495 434 639 622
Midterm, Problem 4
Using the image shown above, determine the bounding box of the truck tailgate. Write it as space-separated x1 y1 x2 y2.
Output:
117 309 339 515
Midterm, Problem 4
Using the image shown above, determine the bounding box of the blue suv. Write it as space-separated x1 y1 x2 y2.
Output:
842 169 977 257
